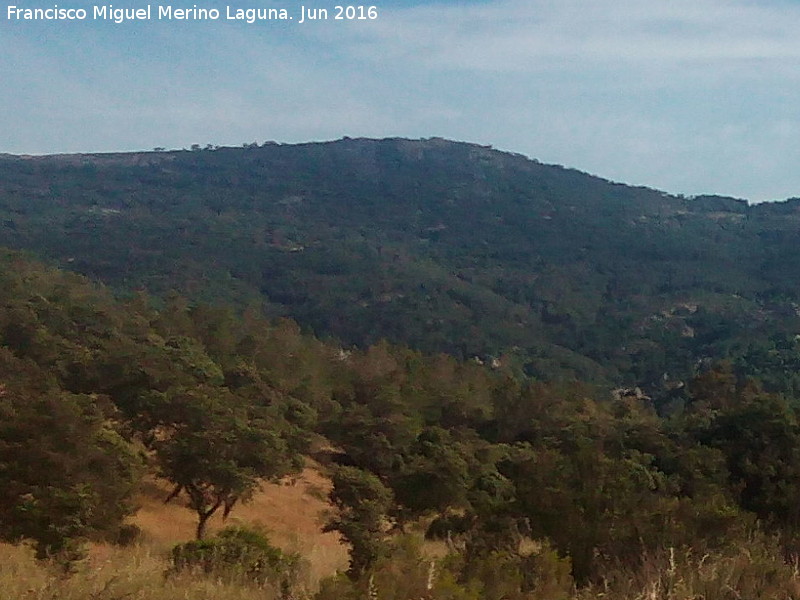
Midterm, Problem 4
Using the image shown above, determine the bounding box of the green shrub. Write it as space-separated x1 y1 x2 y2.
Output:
170 526 302 591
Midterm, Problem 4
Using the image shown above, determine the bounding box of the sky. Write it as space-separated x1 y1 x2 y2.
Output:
3 0 800 202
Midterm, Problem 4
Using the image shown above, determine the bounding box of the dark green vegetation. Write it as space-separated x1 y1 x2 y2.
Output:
7 138 800 596
170 526 302 591
0 252 311 558
3 249 800 597
6 138 800 395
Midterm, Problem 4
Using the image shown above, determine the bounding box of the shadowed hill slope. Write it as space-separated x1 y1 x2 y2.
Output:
3 137 800 390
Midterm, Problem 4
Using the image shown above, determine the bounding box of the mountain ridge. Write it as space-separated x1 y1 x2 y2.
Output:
0 136 752 204
1 136 798 393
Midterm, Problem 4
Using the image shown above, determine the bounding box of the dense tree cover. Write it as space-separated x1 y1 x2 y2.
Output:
7 138 800 396
324 466 394 578
0 352 142 562
4 249 800 596
0 251 316 553
156 385 301 539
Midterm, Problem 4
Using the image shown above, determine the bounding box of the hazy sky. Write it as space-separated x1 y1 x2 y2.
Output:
4 0 800 201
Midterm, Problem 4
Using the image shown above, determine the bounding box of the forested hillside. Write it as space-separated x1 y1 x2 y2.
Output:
5 138 800 394
9 139 800 597
4 249 800 598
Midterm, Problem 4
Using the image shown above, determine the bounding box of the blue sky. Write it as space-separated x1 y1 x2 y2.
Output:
4 0 800 201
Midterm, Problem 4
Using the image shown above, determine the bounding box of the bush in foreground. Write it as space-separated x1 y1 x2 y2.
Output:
170 526 303 594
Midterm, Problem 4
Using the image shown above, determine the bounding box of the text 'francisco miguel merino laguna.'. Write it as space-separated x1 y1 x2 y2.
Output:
6 4 379 24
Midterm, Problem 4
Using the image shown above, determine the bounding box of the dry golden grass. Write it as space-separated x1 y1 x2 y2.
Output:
5 535 800 600
0 459 348 598
575 542 800 600
129 462 349 588
0 461 349 599
0 539 440 600
0 542 293 600
14 461 800 600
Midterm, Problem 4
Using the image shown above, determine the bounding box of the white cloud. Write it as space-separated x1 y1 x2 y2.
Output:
3 0 800 199
345 0 800 70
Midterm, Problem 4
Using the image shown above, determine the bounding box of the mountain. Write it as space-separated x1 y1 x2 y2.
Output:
3 137 800 393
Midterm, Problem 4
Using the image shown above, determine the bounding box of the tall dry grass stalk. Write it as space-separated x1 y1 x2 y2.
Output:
5 535 800 600
0 542 307 600
577 539 800 600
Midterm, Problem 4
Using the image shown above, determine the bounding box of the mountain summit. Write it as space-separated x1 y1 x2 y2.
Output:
2 137 798 391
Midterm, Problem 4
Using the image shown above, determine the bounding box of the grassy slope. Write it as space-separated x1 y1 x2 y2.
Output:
130 464 349 587
0 462 349 599
4 535 800 600
3 462 800 600
0 542 297 600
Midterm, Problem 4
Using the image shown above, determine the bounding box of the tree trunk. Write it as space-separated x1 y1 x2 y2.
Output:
195 500 222 540
164 484 182 504
196 511 212 540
